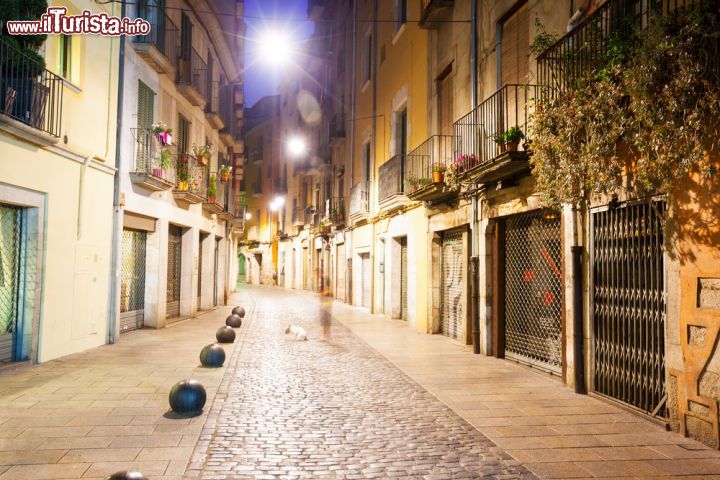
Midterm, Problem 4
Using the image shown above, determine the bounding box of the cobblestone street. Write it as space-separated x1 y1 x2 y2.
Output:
189 286 533 479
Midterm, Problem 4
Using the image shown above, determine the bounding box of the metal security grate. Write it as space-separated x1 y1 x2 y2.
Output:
167 225 182 318
0 205 20 362
120 229 147 332
504 211 563 374
401 237 408 321
591 200 666 417
441 230 464 340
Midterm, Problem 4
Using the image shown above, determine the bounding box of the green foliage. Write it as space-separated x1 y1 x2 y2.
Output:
433 164 446 172
160 148 171 170
494 126 525 145
529 1 720 207
529 17 559 57
0 0 48 72
208 173 217 197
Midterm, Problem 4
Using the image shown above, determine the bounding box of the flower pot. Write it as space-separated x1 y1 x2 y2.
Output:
198 156 208 166
506 141 519 152
179 154 190 164
432 171 445 183
152 167 163 178
178 181 188 191
156 132 172 146
220 172 230 183
209 194 217 203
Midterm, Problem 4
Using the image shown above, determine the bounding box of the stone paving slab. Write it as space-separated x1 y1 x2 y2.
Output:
326 291 720 479
0 306 242 480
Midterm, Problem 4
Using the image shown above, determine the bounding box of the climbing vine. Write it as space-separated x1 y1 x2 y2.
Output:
529 2 720 207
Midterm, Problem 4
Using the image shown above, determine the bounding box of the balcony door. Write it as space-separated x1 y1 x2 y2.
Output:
438 67 453 136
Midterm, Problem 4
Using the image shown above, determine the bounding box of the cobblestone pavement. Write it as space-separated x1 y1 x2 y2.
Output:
189 286 535 480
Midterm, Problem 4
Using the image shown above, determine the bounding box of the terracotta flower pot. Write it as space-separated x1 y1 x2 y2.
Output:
432 171 445 183
220 172 230 183
506 141 519 152
209 194 217 203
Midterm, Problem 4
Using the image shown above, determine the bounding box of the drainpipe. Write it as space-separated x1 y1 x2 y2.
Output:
370 0 378 314
107 0 127 345
470 0 481 354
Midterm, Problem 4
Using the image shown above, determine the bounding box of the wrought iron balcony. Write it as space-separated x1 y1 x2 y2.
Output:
537 0 694 93
378 154 406 202
177 46 207 106
173 153 208 207
133 2 178 74
130 128 176 191
419 0 454 29
453 84 543 181
406 135 457 202
349 181 371 219
324 196 345 226
329 113 345 143
0 37 63 140
204 81 225 130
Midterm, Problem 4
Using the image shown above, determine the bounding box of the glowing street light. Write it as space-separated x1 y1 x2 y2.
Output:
287 136 307 157
258 30 294 67
244 212 252 221
269 196 286 212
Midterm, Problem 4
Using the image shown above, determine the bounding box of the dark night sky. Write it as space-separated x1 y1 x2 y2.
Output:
243 0 314 108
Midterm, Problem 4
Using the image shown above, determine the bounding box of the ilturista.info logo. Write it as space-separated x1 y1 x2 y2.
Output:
5 7 151 36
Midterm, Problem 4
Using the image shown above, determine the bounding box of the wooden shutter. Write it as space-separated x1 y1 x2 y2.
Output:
438 70 453 136
178 115 189 154
501 2 530 86
137 80 154 130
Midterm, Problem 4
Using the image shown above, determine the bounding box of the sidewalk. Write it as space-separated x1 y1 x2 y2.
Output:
326 294 720 479
0 305 244 480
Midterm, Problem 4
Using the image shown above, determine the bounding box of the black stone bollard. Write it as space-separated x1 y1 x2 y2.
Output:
225 314 242 328
105 471 148 480
168 380 206 414
200 343 226 367
232 306 245 317
216 325 236 343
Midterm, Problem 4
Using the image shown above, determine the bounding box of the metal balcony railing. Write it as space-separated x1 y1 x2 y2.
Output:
378 154 406 201
177 46 207 99
134 2 178 65
324 196 345 224
419 0 454 28
219 82 232 124
206 80 219 114
349 181 370 215
0 37 63 136
175 154 208 199
538 0 695 93
405 135 456 194
132 128 176 183
453 84 543 175
329 113 345 139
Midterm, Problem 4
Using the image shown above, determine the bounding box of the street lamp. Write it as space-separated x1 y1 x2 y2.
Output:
258 30 294 67
286 136 307 157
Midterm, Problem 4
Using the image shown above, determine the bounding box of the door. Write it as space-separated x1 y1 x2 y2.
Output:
238 253 245 284
438 69 454 136
591 199 666 417
441 229 464 340
336 246 346 301
503 210 563 375
0 205 21 361
303 247 310 290
213 237 220 307
360 253 371 309
120 229 146 332
198 233 205 309
166 225 182 319
400 237 408 321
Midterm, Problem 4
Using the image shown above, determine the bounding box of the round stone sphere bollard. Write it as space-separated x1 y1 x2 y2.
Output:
199 343 226 367
168 379 206 414
105 471 148 480
232 306 245 317
216 325 236 343
225 314 242 328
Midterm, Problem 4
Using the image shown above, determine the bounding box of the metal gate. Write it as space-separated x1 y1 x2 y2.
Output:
504 210 563 374
441 229 464 340
197 233 204 309
166 225 182 318
120 229 146 332
400 237 408 321
0 205 21 362
214 237 220 307
361 253 371 309
591 199 666 417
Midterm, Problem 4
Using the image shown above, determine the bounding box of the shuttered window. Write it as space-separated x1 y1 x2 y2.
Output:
501 2 530 86
137 80 154 130
178 115 190 154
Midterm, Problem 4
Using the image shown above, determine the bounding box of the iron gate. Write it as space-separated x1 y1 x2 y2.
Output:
441 229 464 340
120 229 146 332
504 211 563 374
197 233 204 309
400 237 408 321
166 225 182 318
591 199 666 417
361 253 371 308
0 205 21 362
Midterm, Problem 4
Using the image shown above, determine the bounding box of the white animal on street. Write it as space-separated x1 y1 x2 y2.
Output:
284 325 308 341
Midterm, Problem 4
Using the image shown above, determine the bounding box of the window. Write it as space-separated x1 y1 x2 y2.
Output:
361 34 372 84
363 141 371 183
137 81 155 130
501 2 530 86
57 35 74 81
178 115 190 154
393 0 407 34
395 108 407 156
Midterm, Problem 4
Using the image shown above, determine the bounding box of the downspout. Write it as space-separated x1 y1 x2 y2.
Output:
107 0 127 345
370 0 378 314
470 0 481 354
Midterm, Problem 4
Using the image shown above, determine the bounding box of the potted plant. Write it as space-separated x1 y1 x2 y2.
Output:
494 126 525 152
219 165 232 183
152 123 173 146
418 177 432 187
192 143 212 166
177 169 189 191
153 148 171 178
432 164 447 183
208 173 217 203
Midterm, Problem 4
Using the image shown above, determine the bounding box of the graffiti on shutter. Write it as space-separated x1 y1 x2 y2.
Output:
120 229 146 332
441 230 464 340
401 237 408 321
166 225 182 319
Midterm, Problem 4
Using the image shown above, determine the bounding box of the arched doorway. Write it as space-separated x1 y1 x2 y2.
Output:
237 253 246 285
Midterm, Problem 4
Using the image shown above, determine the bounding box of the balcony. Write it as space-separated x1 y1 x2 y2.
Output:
204 81 225 130
378 154 409 212
251 179 263 197
323 196 345 227
0 38 63 144
129 128 176 191
406 135 457 202
329 113 345 145
292 206 314 227
419 0 454 29
173 154 208 207
203 169 225 216
349 181 371 223
307 150 332 175
133 3 178 75
274 176 288 194
176 47 207 107
453 84 543 184
537 0 693 93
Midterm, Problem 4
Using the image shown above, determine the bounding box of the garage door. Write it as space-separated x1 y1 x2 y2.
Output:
504 210 563 375
400 237 408 321
120 229 146 332
361 253 371 309
441 229 464 340
166 225 182 319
